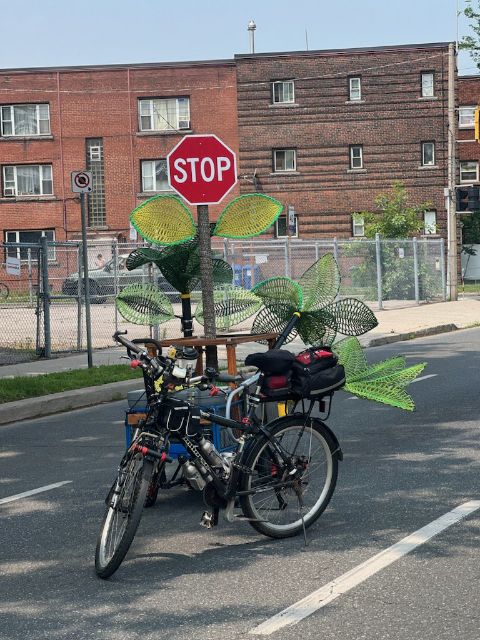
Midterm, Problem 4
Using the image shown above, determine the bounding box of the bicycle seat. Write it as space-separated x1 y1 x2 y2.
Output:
245 350 294 375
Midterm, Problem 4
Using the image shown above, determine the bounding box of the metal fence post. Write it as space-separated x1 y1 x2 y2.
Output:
27 247 33 306
375 233 383 310
284 238 290 277
413 237 420 304
76 244 83 350
112 239 119 333
40 236 52 358
440 238 447 301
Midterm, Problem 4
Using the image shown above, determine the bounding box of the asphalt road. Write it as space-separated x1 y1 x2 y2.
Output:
1 328 480 640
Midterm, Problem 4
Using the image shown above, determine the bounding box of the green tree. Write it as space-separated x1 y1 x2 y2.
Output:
354 181 430 239
459 0 480 69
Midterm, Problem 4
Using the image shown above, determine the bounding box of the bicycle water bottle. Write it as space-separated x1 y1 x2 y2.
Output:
197 437 225 469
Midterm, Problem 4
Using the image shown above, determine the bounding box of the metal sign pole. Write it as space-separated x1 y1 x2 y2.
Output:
80 192 93 368
197 204 217 369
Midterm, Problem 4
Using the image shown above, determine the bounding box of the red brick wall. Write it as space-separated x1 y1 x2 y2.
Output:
458 75 480 165
235 44 451 240
0 61 239 242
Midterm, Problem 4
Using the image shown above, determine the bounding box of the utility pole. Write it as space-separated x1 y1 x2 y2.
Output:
447 41 458 301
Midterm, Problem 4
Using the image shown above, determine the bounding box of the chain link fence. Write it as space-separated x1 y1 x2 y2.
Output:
0 236 446 366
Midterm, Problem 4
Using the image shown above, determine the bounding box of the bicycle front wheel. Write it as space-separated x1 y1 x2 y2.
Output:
240 416 339 539
95 452 154 578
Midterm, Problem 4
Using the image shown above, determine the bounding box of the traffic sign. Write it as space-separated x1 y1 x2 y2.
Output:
167 134 237 205
71 171 93 193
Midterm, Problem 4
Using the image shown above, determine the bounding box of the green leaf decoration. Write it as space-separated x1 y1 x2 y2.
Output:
130 195 196 245
252 277 303 311
299 253 340 312
321 298 378 336
334 337 368 378
116 284 174 326
251 305 298 344
154 239 201 294
195 286 262 330
126 247 164 271
212 258 234 286
213 194 283 239
346 356 406 383
298 309 339 346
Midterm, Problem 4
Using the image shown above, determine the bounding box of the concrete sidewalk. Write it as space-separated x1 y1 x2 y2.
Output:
1 298 479 425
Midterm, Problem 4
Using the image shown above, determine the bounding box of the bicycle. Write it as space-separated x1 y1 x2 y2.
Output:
95 314 345 579
0 282 9 301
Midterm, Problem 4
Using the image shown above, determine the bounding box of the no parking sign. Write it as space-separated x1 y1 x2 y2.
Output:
71 171 93 193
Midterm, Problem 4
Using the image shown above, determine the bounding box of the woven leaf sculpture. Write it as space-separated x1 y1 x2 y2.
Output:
116 284 174 326
195 286 262 331
251 254 378 346
122 193 283 330
333 336 426 411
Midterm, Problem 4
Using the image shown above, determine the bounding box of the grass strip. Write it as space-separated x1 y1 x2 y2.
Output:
0 365 143 404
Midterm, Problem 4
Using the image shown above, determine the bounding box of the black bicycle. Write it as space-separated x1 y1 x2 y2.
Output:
95 314 344 579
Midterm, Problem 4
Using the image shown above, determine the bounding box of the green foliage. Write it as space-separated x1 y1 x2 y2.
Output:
459 0 480 69
355 182 430 239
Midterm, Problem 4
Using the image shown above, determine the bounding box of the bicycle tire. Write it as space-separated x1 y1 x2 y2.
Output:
0 283 9 301
95 452 154 578
239 415 339 539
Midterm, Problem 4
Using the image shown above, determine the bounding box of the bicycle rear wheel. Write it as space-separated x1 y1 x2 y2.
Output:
240 416 339 539
95 451 154 578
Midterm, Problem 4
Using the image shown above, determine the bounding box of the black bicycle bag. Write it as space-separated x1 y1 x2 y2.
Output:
157 396 202 438
291 347 346 398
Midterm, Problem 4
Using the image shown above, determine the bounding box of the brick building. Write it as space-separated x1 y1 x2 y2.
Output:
0 42 454 249
235 42 452 240
457 75 480 188
0 59 238 247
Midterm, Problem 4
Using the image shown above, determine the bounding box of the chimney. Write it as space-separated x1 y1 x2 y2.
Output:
247 20 256 54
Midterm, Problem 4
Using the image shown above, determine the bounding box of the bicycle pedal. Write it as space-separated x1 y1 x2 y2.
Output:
200 511 214 529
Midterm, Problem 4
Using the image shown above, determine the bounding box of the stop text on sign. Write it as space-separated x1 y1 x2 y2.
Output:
172 156 232 183
167 134 237 205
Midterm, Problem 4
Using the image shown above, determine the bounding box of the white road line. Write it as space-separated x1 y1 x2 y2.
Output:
249 500 480 636
0 481 72 505
409 374 438 384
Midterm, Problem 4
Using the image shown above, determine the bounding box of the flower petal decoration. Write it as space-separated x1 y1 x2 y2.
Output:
126 247 164 271
116 284 174 326
299 253 340 312
251 305 298 344
130 195 196 246
321 298 378 336
213 194 283 239
252 277 303 311
195 286 262 331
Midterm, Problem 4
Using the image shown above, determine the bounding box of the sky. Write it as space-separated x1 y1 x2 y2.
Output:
0 0 477 74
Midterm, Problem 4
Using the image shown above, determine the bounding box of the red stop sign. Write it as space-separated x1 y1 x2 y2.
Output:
167 134 237 205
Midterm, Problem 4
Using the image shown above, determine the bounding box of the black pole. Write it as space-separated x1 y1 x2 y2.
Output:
181 294 193 337
80 192 93 368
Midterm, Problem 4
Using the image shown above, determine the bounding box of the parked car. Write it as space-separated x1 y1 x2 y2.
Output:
61 255 180 302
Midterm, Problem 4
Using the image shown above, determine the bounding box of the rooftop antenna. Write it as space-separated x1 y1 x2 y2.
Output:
305 28 309 51
248 19 256 54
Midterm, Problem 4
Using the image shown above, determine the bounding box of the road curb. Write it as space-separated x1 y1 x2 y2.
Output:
0 378 143 426
367 323 458 347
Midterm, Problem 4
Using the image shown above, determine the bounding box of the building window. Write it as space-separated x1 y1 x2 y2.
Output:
273 149 296 172
138 97 190 132
421 73 434 97
352 214 365 237
86 138 105 227
2 164 53 197
5 229 55 261
421 142 435 166
460 161 479 183
275 215 298 238
349 77 361 101
349 145 363 169
272 80 295 104
141 159 171 192
424 211 437 235
459 106 476 129
0 104 50 137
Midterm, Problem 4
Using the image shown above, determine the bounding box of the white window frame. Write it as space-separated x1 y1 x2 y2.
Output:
5 229 56 261
421 73 434 98
141 159 171 192
2 164 53 197
459 106 476 129
272 80 295 104
273 149 296 172
0 103 50 137
89 146 102 161
138 97 190 132
349 77 361 101
424 211 437 235
352 214 365 237
422 142 435 166
460 161 479 183
350 145 363 169
275 215 298 238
